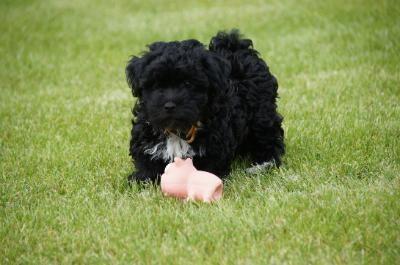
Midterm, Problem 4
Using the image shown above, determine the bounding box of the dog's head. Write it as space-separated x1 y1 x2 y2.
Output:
126 40 230 132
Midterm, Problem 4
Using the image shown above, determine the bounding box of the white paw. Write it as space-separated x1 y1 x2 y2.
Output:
246 161 275 174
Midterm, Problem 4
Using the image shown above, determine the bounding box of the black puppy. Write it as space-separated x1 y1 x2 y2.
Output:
126 30 284 182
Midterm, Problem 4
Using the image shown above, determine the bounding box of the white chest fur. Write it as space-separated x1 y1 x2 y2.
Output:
144 133 197 162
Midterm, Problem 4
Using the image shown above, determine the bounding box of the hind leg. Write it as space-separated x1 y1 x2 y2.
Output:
246 111 285 173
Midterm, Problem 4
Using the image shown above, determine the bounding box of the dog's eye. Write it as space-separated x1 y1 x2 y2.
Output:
184 82 199 91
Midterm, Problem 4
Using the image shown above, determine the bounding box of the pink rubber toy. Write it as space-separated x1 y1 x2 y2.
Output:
160 157 223 202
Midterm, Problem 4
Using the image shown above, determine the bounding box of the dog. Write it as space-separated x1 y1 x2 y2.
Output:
126 30 284 182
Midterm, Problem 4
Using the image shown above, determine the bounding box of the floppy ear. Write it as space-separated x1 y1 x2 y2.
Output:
126 42 170 97
126 56 144 97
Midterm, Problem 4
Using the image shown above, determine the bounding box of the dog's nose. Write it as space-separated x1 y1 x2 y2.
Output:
164 101 176 111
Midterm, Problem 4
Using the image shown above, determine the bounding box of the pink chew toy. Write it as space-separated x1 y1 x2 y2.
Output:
160 157 223 203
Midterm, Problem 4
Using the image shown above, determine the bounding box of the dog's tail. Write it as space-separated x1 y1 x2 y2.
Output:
209 29 266 79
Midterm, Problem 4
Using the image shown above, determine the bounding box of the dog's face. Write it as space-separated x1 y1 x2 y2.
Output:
126 40 230 132
141 80 208 131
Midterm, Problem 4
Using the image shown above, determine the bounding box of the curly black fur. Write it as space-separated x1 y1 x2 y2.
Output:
126 30 284 182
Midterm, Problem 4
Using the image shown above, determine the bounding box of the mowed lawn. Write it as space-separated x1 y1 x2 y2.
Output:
1 0 399 264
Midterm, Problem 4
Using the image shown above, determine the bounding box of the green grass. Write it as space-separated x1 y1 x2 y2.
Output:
1 0 399 264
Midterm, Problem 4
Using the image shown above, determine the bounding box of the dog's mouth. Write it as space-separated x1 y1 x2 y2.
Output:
147 107 202 142
160 118 192 132
151 112 196 131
